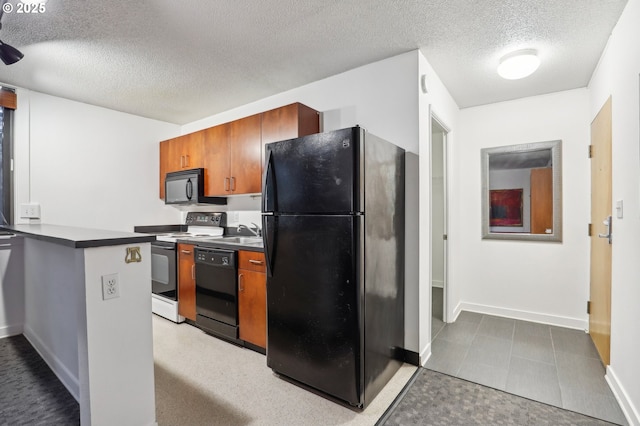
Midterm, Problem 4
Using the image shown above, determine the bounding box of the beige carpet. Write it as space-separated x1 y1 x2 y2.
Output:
152 315 416 426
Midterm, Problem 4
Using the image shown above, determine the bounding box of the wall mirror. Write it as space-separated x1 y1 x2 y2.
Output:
481 140 562 241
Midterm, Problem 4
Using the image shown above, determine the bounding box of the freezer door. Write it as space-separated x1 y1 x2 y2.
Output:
265 214 363 406
263 127 361 214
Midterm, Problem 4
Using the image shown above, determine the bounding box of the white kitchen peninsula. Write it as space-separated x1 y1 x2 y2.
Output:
2 224 157 426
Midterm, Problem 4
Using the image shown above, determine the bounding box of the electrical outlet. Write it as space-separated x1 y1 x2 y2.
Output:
20 203 41 219
102 273 120 300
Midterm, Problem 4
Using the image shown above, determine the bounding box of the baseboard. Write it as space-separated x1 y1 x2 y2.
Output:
0 323 23 339
451 301 463 322
431 280 444 289
397 348 420 366
419 342 432 367
457 302 588 330
606 365 640 426
23 324 80 402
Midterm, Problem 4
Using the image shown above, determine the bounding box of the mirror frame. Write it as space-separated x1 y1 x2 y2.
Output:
481 140 563 242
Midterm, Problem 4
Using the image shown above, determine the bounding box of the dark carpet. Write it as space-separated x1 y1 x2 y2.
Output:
0 335 80 425
378 368 616 425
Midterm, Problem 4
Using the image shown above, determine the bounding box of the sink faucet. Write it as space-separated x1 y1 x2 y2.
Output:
237 223 261 237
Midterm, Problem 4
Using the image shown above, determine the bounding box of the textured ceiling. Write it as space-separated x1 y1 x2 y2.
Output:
0 0 628 124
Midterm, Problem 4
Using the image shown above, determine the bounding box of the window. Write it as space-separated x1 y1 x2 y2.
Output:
0 88 15 225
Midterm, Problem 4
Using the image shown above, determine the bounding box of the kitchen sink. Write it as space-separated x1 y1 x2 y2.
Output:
219 236 263 245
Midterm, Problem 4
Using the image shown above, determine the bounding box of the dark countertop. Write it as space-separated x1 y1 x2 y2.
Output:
2 224 156 249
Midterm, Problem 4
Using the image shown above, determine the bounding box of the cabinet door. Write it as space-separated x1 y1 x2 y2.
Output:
159 132 204 200
168 132 204 170
239 251 266 347
203 123 231 196
238 268 267 348
230 114 262 194
177 243 196 321
178 131 204 170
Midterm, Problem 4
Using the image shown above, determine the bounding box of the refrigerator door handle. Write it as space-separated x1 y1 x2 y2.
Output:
262 215 276 277
263 149 276 213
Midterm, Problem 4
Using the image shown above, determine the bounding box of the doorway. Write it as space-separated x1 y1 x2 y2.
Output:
589 96 612 365
431 115 448 338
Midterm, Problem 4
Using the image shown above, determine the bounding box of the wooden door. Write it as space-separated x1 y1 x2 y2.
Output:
530 167 553 234
589 96 612 365
238 251 267 349
203 123 231 196
177 244 196 321
229 114 262 194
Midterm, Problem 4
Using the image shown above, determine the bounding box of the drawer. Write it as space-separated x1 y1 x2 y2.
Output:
238 250 266 272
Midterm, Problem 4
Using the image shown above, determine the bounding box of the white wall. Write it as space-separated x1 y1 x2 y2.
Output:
418 52 460 362
453 88 591 329
13 90 181 232
588 0 640 422
182 52 420 154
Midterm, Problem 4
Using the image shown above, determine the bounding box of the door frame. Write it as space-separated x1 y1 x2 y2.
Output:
430 109 451 325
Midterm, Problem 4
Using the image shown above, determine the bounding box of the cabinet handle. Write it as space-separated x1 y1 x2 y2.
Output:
224 177 230 191
180 155 185 168
231 177 236 191
180 250 192 254
248 259 264 265
239 273 244 292
192 264 195 280
185 154 190 167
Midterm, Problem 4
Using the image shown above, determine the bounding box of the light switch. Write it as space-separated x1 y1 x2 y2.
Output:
616 200 623 219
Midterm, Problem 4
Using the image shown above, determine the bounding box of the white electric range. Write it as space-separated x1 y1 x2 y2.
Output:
140 212 226 323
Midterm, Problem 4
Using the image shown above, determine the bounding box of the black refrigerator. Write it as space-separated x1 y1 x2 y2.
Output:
262 126 405 408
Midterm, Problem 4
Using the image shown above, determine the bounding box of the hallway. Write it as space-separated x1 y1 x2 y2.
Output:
427 310 626 425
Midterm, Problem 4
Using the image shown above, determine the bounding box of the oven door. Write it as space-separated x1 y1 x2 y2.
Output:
151 241 177 300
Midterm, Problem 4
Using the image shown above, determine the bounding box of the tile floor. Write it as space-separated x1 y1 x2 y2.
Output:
426 309 627 425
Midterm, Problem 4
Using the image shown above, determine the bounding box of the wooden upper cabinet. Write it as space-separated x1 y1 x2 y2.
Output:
203 123 231 196
230 114 262 194
161 102 319 199
202 115 261 196
159 131 204 199
261 102 320 146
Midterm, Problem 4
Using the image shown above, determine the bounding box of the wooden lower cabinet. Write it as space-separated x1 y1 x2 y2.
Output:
238 251 267 349
177 243 196 321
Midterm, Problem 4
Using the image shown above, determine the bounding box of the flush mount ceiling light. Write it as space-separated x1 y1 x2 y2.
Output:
497 49 540 80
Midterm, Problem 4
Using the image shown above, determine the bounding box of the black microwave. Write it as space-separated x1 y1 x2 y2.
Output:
165 168 226 205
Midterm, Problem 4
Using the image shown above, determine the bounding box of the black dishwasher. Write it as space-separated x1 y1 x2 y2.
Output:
195 247 239 341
